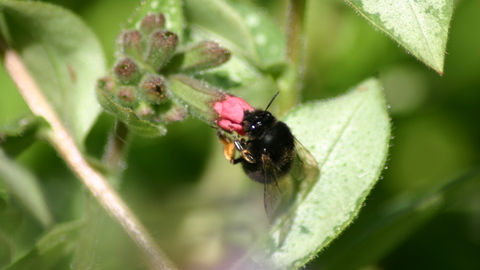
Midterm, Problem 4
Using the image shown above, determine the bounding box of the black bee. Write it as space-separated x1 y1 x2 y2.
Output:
218 93 319 220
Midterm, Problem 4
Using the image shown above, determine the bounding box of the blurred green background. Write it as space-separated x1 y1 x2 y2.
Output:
1 0 480 269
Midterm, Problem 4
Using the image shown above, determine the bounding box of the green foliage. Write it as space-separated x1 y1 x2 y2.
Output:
0 116 40 157
1 0 478 270
5 221 83 270
346 0 453 74
0 0 106 147
0 148 53 228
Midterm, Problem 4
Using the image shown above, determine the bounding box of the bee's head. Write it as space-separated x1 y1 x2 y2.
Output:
242 109 276 138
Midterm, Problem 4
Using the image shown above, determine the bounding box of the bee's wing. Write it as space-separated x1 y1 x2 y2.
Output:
262 139 319 221
290 138 320 199
261 155 286 220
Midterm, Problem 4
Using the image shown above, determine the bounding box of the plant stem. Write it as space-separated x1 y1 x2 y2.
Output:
280 0 307 112
103 119 130 172
286 0 306 71
1 45 177 270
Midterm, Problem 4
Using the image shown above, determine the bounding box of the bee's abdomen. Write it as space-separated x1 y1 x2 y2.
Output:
242 120 295 184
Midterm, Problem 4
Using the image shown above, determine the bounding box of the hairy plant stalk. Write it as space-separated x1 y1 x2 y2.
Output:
1 46 177 270
103 120 130 173
286 0 307 70
280 0 307 112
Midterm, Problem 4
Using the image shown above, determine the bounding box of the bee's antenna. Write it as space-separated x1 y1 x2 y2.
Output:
265 92 280 111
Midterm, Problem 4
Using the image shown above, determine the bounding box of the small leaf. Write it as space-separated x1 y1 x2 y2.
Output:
0 1 107 147
5 220 82 270
235 78 391 269
0 148 53 228
346 0 453 74
0 115 41 157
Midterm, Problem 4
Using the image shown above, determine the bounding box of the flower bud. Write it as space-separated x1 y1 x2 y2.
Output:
96 77 167 138
114 57 143 85
167 75 226 124
179 41 231 73
137 74 167 104
97 75 116 95
135 102 155 120
140 13 165 35
116 86 137 107
213 95 253 136
159 101 188 123
117 30 143 60
144 30 178 71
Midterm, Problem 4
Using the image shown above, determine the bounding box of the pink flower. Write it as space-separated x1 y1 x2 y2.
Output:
214 95 254 136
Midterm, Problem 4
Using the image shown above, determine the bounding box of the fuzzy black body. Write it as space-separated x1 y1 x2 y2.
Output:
217 103 319 219
239 109 296 184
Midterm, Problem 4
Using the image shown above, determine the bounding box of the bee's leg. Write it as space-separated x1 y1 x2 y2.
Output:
234 139 256 163
217 132 236 163
232 157 244 164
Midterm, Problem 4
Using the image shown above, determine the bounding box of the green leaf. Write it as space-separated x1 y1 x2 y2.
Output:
184 0 256 61
224 0 285 66
320 166 480 270
0 231 12 268
0 1 107 147
0 179 6 202
0 148 53 228
235 78 390 269
0 115 40 157
184 0 285 68
321 191 441 270
5 220 83 270
182 0 286 93
0 202 23 236
346 0 453 74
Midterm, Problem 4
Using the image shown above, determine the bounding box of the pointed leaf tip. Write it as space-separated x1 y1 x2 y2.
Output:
346 0 453 74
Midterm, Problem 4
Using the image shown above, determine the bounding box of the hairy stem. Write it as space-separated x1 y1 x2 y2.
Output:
103 119 130 172
279 0 307 112
1 44 177 270
286 0 306 70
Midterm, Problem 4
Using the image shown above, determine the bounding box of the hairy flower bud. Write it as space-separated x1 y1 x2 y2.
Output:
97 75 116 95
144 30 178 71
116 86 137 107
140 13 165 35
138 74 167 104
114 57 143 85
135 102 155 120
179 41 231 73
159 101 188 123
168 75 226 123
118 30 143 60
